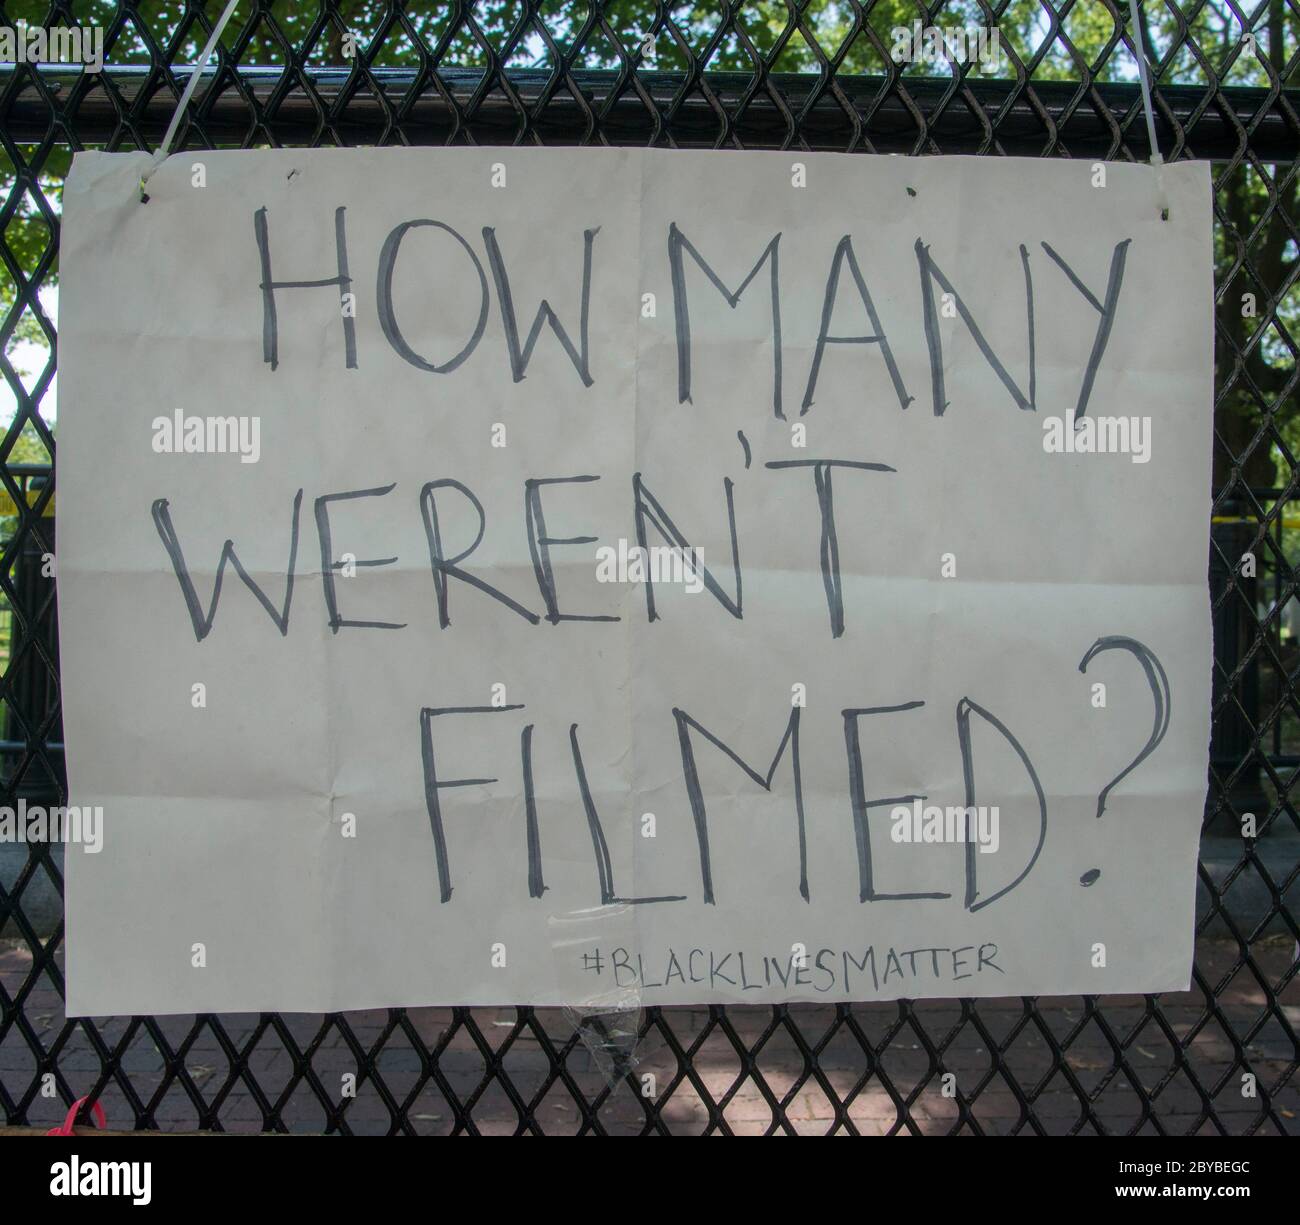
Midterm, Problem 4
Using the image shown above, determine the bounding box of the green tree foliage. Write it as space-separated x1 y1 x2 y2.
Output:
0 1 1294 484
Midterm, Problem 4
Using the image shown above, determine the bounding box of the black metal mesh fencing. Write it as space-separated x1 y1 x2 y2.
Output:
0 0 1297 1135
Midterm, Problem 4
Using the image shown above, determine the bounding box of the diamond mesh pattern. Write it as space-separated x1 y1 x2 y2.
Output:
0 0 1296 1134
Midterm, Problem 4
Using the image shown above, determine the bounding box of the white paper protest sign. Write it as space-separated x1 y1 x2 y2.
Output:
57 148 1212 1015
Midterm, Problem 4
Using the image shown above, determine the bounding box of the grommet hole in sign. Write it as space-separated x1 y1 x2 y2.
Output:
138 0 241 204
1126 0 1170 221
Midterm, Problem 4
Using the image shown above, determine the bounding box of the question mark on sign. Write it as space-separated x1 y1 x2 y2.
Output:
1076 636 1171 886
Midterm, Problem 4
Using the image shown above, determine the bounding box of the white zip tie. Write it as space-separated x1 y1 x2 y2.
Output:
1126 0 1170 220
138 0 241 201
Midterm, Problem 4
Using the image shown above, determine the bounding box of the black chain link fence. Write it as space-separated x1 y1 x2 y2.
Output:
0 0 1297 1135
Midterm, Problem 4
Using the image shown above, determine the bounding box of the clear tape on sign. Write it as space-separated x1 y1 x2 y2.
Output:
548 905 645 1088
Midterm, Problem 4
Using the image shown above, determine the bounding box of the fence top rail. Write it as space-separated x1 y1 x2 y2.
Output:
1 65 1296 160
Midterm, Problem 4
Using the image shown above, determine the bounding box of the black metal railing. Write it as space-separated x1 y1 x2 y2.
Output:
0 0 1296 1135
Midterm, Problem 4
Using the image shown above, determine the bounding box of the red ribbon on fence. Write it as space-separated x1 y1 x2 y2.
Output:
46 1097 106 1136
